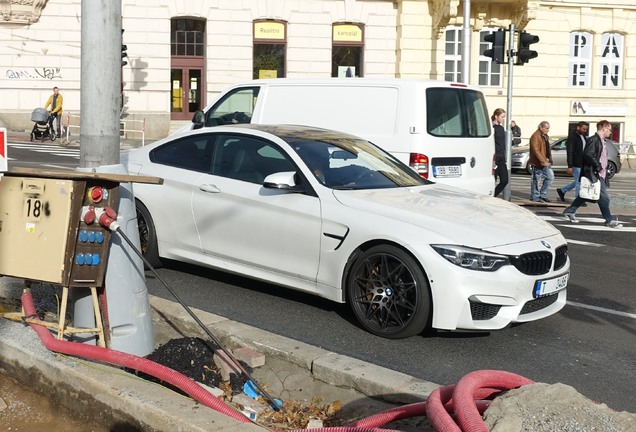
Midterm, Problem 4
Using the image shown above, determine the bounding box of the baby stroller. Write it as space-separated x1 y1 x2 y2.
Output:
30 107 56 142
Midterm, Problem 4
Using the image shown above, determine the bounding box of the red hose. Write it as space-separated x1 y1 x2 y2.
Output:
452 370 534 432
21 290 534 432
20 290 251 425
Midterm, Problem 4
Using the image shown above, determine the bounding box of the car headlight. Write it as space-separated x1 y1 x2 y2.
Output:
431 245 510 272
513 151 528 158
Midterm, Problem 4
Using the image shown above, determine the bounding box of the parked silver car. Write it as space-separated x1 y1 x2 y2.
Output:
511 137 622 179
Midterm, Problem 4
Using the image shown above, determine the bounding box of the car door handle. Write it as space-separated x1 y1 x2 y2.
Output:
199 184 221 193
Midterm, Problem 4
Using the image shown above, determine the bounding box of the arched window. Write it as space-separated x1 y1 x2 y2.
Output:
171 18 205 56
444 26 462 82
253 20 287 79
478 28 502 87
569 31 592 88
599 32 623 89
332 23 364 77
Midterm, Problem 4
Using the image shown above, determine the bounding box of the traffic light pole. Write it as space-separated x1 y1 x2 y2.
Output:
503 23 515 201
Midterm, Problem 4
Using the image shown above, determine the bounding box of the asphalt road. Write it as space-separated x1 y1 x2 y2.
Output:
7 142 636 413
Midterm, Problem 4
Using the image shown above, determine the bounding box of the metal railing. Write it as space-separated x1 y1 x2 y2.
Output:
63 113 145 146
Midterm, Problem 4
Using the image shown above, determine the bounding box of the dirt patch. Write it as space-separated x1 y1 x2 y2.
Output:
0 370 111 432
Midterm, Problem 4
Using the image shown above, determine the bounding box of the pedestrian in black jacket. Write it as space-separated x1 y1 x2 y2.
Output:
563 120 622 228
556 121 588 202
492 108 508 198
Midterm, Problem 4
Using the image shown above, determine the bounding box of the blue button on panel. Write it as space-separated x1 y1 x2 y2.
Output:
85 253 93 266
75 253 85 265
92 254 100 265
95 232 105 244
88 231 96 243
79 231 89 243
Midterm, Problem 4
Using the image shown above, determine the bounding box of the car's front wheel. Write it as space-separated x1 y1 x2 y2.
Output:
346 245 431 339
135 200 162 269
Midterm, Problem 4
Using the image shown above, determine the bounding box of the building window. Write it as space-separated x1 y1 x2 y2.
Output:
599 32 623 89
444 27 462 82
253 20 287 79
478 29 502 87
332 23 364 77
171 19 205 57
569 31 591 88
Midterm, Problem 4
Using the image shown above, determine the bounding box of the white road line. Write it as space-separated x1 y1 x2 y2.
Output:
51 153 79 158
566 239 604 247
567 301 636 320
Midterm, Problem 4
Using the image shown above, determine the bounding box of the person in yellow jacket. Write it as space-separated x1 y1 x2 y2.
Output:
44 86 63 136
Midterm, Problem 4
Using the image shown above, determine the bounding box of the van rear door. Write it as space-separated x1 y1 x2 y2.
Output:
409 85 494 195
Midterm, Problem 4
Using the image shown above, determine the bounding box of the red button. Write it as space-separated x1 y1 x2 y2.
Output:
90 187 103 203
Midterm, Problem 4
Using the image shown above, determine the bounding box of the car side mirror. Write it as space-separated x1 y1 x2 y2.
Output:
192 110 205 129
263 171 305 192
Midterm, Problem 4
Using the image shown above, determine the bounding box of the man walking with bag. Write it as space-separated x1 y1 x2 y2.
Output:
563 120 622 228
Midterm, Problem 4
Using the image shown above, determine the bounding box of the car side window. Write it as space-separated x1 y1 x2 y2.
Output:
150 135 215 172
205 87 259 126
211 134 295 184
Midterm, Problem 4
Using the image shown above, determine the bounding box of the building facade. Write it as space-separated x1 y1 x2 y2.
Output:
0 0 634 142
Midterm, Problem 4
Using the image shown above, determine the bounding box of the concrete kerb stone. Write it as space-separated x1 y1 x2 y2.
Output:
148 295 440 407
0 317 262 432
312 353 437 405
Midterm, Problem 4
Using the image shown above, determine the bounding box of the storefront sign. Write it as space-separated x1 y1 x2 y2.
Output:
570 100 628 117
333 24 362 42
254 22 285 40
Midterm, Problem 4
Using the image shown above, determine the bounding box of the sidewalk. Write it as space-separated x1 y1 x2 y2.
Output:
0 277 437 431
6 129 146 151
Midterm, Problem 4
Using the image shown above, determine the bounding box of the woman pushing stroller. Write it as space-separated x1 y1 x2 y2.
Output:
44 86 63 137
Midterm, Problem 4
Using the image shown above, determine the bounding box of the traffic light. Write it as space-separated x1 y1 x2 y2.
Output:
121 44 128 67
483 29 506 64
516 31 539 65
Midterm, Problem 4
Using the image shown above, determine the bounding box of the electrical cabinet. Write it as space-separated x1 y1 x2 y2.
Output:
0 172 119 288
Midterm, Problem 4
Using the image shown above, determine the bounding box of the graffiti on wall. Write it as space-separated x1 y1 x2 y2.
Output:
5 67 62 80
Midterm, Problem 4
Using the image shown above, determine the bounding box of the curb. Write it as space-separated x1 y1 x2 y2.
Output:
149 295 439 405
0 287 439 431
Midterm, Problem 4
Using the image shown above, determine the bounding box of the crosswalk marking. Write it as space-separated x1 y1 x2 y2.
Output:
537 214 635 233
8 143 79 159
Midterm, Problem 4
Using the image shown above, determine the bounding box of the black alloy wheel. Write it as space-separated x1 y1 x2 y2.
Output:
135 200 162 269
606 161 617 180
347 245 431 339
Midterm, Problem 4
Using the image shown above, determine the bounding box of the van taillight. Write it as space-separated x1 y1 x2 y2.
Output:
409 153 429 179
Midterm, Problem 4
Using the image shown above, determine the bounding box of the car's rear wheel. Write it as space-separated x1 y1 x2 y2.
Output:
606 161 617 180
135 200 162 269
347 245 431 339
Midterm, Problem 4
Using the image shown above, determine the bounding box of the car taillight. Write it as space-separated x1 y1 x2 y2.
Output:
410 153 429 179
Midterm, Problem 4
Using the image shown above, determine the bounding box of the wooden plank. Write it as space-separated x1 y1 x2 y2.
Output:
6 167 163 185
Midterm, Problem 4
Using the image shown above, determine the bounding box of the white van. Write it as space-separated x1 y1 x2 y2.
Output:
186 78 495 195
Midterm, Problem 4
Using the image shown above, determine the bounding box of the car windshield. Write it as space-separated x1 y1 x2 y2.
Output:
289 136 428 190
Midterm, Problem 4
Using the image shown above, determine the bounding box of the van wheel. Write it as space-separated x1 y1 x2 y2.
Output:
347 245 431 339
135 200 162 269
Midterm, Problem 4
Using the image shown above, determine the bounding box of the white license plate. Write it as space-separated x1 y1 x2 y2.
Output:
533 273 569 297
433 165 461 177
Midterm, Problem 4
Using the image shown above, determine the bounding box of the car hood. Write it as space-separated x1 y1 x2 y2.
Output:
333 184 560 249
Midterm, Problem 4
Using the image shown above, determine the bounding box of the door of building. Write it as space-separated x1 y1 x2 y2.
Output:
171 59 204 121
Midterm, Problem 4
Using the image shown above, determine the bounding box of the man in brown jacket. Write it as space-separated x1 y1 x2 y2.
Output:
528 121 554 202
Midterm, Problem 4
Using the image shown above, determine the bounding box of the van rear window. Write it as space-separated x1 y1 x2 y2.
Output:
426 88 490 138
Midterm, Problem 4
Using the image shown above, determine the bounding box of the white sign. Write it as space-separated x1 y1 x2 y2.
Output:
570 100 628 117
